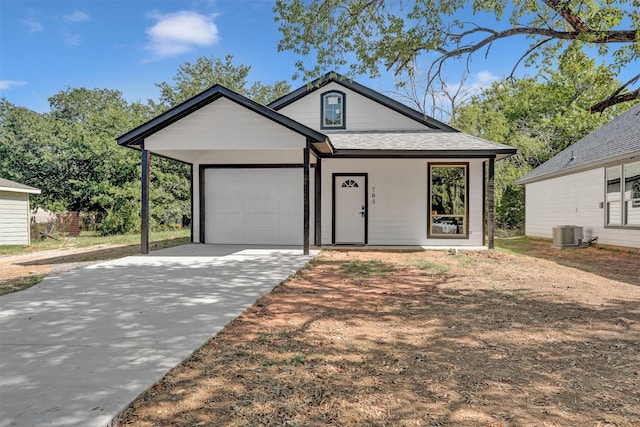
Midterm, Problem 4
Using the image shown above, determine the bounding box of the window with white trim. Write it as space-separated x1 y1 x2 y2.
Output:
321 91 345 129
606 160 640 227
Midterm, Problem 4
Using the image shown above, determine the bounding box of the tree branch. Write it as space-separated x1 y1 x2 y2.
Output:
589 73 640 113
436 26 636 62
508 37 554 80
541 0 590 32
589 89 640 113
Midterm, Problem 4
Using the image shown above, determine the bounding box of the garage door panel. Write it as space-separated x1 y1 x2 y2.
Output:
205 168 313 245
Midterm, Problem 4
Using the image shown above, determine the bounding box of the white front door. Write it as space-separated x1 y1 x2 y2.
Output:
334 175 366 244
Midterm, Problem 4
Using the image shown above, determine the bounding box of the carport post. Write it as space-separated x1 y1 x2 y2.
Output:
315 157 322 246
303 141 310 255
141 146 150 254
488 157 495 250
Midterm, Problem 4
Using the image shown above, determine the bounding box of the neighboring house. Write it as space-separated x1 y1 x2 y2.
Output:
0 178 41 245
117 72 516 254
517 104 640 249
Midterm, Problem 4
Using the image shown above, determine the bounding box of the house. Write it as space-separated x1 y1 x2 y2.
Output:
517 104 640 249
117 72 516 254
0 178 41 245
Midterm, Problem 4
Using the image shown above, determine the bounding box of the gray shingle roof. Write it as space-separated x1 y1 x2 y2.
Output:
517 104 640 185
327 130 516 157
0 178 41 194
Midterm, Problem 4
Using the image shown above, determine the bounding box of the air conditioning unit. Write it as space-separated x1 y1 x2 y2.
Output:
552 225 583 248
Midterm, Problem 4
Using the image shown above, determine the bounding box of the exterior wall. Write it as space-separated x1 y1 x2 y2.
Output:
188 149 308 166
0 191 31 245
146 98 307 164
524 168 640 248
320 158 486 246
278 82 428 132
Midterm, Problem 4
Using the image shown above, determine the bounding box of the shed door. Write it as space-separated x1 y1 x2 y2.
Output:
204 168 312 245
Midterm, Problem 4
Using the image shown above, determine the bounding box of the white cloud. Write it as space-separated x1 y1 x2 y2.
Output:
145 11 219 60
474 70 499 86
23 18 43 33
64 11 90 22
444 70 499 98
62 30 80 46
0 80 27 90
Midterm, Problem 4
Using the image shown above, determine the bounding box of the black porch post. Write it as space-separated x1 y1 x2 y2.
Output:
303 141 310 255
314 157 322 246
488 157 495 250
141 146 150 254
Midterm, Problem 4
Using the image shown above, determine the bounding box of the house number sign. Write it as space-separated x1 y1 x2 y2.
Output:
371 186 376 204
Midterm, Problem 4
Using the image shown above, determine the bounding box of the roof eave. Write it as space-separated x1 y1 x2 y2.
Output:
330 148 517 158
517 150 640 185
0 186 41 194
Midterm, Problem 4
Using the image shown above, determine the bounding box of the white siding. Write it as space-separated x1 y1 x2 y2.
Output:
0 191 31 245
525 168 640 248
321 158 485 246
146 98 307 159
188 149 308 166
278 82 429 132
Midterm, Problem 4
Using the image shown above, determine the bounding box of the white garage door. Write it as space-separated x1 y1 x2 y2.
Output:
204 168 313 245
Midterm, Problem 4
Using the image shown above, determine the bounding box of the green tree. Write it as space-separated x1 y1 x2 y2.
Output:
275 0 639 112
0 91 151 235
452 58 634 229
0 100 61 208
2 55 292 237
154 54 291 109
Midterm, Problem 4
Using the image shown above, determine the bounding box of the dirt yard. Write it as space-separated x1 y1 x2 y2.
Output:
115 243 640 427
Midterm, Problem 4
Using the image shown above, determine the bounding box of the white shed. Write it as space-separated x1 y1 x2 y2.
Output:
0 178 41 245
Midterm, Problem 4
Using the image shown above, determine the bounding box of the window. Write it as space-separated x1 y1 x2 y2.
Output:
624 162 640 225
606 166 621 226
606 161 640 227
341 179 359 188
428 163 468 238
321 91 345 129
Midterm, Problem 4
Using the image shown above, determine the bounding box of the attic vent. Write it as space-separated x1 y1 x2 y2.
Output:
552 225 583 248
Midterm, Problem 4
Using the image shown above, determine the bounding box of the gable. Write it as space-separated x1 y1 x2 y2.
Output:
117 85 327 149
275 82 426 132
269 73 456 132
145 97 309 152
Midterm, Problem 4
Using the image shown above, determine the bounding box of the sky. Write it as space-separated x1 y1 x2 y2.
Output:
0 0 634 115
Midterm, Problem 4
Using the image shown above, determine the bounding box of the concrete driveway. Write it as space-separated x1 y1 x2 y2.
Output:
0 244 316 427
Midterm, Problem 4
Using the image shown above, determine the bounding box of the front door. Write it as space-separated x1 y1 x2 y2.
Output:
333 174 367 244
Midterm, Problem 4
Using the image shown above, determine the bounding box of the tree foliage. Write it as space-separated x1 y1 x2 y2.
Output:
275 0 639 111
452 58 635 229
1 55 287 235
154 54 291 109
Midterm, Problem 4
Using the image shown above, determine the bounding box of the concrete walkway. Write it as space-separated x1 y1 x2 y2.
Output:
0 244 316 427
